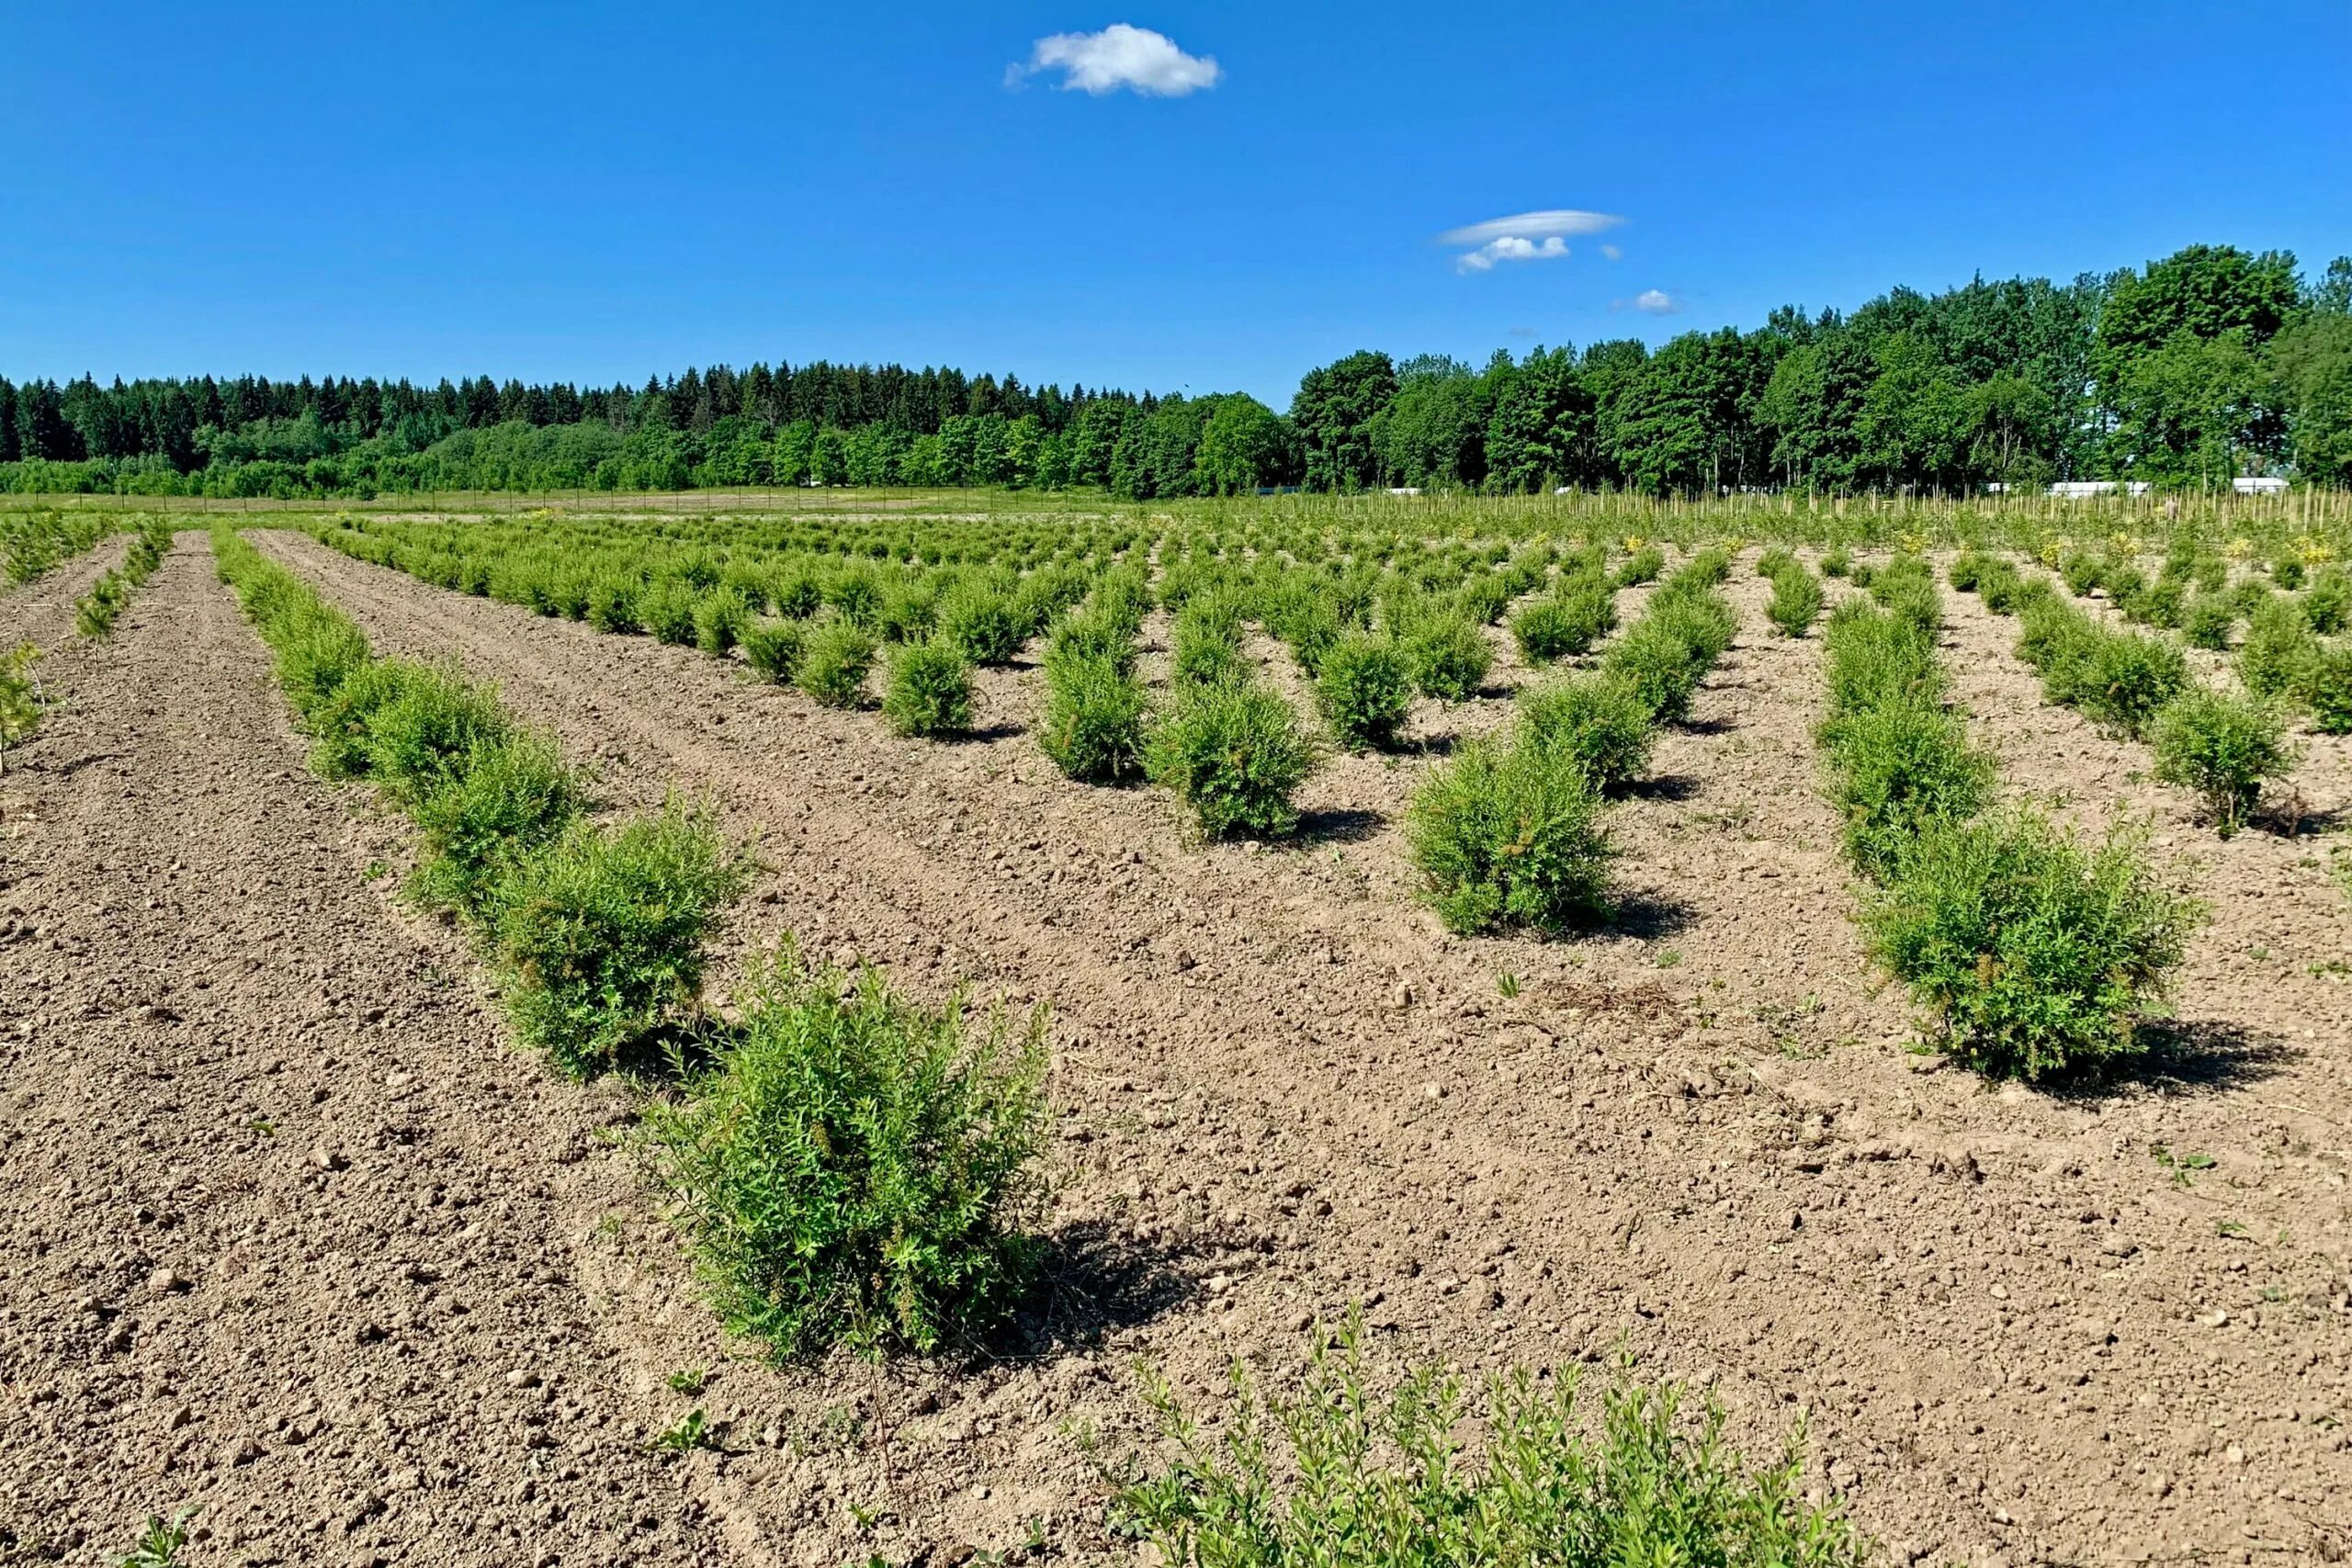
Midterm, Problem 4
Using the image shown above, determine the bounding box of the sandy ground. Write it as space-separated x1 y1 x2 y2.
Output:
1 529 2345 1566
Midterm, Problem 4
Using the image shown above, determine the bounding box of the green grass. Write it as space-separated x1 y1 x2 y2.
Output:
1116 1321 1870 1568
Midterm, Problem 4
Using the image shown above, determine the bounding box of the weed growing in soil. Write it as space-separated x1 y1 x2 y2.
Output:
489 801 748 1076
645 942 1048 1359
882 638 975 738
2150 685 2299 837
1148 678 1316 840
1115 1322 1868 1568
797 620 878 708
114 1508 196 1568
1407 733 1611 935
1316 632 1413 750
1863 810 2199 1080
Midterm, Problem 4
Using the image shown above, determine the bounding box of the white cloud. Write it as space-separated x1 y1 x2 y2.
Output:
1009 24 1221 96
1437 209 1623 274
1632 288 1677 314
1600 243 1622 261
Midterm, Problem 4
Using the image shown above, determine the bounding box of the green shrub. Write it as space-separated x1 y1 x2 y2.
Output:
587 577 642 635
695 588 751 657
1147 679 1315 840
1821 546 1853 578
771 569 824 619
1453 573 1511 626
1862 810 2199 1080
488 803 747 1076
1510 577 1614 662
1824 698 1994 881
1117 1323 1869 1568
365 664 512 807
1601 581 1736 724
2120 574 2184 629
1406 735 1611 935
2183 593 2236 651
2238 597 2318 700
1315 633 1413 751
2076 629 2188 738
882 639 974 738
644 942 1047 1359
938 583 1025 665
2060 551 2104 597
1046 609 1139 678
0 643 43 760
1612 546 1665 587
876 581 940 644
827 566 883 627
2301 640 2352 733
2271 552 2306 590
306 658 413 778
1978 558 2030 614
2150 684 2298 837
1171 595 1248 688
1822 599 1940 718
1764 562 1822 637
409 730 582 916
741 620 806 685
1946 550 1985 592
797 621 877 708
1038 651 1148 784
1515 672 1654 794
643 583 700 647
2304 568 2351 636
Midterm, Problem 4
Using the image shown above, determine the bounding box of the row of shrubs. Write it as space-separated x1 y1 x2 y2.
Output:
1953 553 2305 838
1823 555 2199 1080
73 519 174 638
1407 550 1740 935
220 527 1056 1359
1 508 119 587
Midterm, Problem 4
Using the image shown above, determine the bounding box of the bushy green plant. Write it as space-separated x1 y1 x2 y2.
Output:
1977 558 2030 614
488 803 747 1076
1820 546 1853 579
770 568 824 619
587 576 642 635
1601 581 1736 724
694 588 751 657
938 583 1025 665
643 942 1048 1359
1822 599 1941 717
2060 550 2104 597
409 730 582 916
305 658 413 778
2183 593 2235 651
882 638 974 738
1316 633 1413 750
1862 810 2199 1080
0 642 42 762
1946 549 1985 592
1046 608 1139 678
1823 698 1995 881
1515 672 1654 794
2300 640 2352 733
1510 576 1614 662
797 621 877 708
2306 568 2352 636
643 583 700 647
1764 561 1822 637
1407 735 1611 935
364 664 513 807
1116 1323 1869 1568
1612 545 1665 587
1404 614 1491 701
2237 596 2318 700
2150 684 2297 837
741 620 806 684
2076 629 2189 738
1038 649 1148 784
876 581 940 644
1147 679 1315 840
1171 593 1248 688
2271 552 2307 590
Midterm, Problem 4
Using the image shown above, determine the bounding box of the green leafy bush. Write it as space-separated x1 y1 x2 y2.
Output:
1510 576 1615 662
1147 679 1315 840
643 583 700 647
488 803 747 1076
1404 614 1492 701
1612 545 1665 587
2237 597 2318 700
694 588 751 657
1601 579 1736 724
1861 810 2199 1080
2149 684 2298 837
0 643 43 761
1171 594 1248 688
2300 640 2352 733
409 730 582 916
1515 672 1654 794
1116 1324 1869 1568
1820 546 1853 579
2183 593 2236 651
2060 550 2104 597
1824 698 1994 881
306 658 414 778
1822 598 1940 718
1407 735 1611 935
938 583 1025 665
797 620 877 708
1316 633 1413 750
644 942 1048 1359
587 577 642 635
2305 568 2352 635
1038 649 1148 784
741 620 806 685
1046 608 1139 678
364 664 513 808
1946 550 1986 592
882 638 974 738
1763 560 1822 637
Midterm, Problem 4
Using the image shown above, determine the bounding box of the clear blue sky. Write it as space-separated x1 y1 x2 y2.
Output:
5 1 2346 407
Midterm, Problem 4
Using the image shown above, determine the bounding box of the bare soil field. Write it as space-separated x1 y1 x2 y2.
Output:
3 527 2345 1567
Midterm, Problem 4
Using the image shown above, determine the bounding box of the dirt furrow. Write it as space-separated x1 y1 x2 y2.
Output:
0 537 750 1567
249 529 2352 1564
0 532 135 655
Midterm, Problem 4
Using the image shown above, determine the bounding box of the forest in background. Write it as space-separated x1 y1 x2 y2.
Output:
6 243 2348 500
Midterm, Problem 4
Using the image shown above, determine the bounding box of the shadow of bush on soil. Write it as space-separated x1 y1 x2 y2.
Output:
1622 772 1701 803
972 1219 1207 1365
2041 1018 2301 1101
1292 806 1385 845
1603 889 1697 942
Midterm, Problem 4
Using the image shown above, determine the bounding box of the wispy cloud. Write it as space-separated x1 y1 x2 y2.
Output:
1600 243 1623 261
1008 24 1221 96
1438 209 1623 274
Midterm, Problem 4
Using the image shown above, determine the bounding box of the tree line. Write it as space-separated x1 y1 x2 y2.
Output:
6 243 2347 499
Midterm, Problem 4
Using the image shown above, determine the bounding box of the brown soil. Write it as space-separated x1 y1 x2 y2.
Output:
1 533 134 654
6 529 2346 1567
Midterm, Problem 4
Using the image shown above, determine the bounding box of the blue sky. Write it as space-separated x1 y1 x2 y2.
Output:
4 1 2346 407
